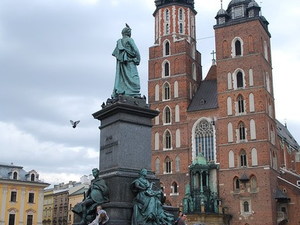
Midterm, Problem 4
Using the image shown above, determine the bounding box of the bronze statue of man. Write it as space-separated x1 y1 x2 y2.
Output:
112 24 141 98
72 168 109 224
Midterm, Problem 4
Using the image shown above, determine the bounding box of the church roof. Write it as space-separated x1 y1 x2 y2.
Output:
188 79 218 112
276 120 300 151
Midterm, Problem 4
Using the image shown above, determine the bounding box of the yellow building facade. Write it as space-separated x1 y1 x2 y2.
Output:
43 189 54 225
0 163 49 225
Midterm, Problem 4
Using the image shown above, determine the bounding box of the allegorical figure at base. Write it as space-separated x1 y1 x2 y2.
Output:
112 23 141 98
131 168 174 225
72 168 109 224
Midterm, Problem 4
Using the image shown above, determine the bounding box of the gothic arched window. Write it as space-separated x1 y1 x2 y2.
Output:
164 157 172 173
164 130 172 149
163 106 171 124
240 149 247 167
171 181 178 194
164 61 170 77
164 41 170 56
238 122 246 141
235 39 242 56
243 201 250 213
194 119 215 161
163 82 170 100
233 177 240 190
237 71 244 88
237 95 245 113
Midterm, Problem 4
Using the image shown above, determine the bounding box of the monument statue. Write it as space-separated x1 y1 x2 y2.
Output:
131 168 174 225
112 23 141 98
72 168 109 225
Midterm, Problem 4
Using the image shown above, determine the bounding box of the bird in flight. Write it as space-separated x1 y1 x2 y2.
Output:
70 120 80 128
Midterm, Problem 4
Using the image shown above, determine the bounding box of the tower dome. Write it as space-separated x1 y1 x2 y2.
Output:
155 0 194 8
228 0 251 8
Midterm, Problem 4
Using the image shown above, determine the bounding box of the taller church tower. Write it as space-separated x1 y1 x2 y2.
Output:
215 0 279 224
148 0 202 206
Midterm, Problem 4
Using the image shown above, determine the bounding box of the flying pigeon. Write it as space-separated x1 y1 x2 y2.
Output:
70 120 80 128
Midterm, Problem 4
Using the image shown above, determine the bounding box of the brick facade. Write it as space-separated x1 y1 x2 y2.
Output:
148 0 300 224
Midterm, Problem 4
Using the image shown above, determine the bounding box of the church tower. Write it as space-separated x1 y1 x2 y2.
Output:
148 0 202 206
214 0 279 224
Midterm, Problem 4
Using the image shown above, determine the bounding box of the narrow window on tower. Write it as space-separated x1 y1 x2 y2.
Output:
238 122 246 141
165 9 169 21
243 201 250 213
232 38 243 57
233 177 240 191
30 173 35 181
164 156 172 173
240 149 247 167
163 106 171 124
171 181 178 194
165 23 170 35
163 61 170 77
236 71 244 88
163 82 170 100
179 23 183 34
235 40 242 56
164 130 172 150
164 40 170 56
237 95 245 113
179 8 183 21
229 150 235 168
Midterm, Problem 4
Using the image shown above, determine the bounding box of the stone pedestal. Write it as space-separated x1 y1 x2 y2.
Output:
92 96 160 225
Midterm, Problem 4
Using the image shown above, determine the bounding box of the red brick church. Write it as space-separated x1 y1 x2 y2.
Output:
148 0 300 224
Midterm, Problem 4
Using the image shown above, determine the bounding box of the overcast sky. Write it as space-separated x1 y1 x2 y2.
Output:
0 0 299 185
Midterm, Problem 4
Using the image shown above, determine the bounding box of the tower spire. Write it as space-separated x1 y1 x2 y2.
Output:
221 0 223 9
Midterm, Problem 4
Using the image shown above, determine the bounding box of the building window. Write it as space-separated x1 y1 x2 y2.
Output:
179 8 183 20
237 95 245 113
155 132 159 150
238 122 246 141
9 214 15 225
251 148 258 166
164 157 172 173
165 23 170 35
174 81 178 98
10 191 17 202
165 9 169 21
30 174 35 181
163 83 170 100
171 182 178 194
194 119 215 161
28 193 34 203
164 61 170 77
13 172 18 180
164 130 172 149
237 71 244 88
240 150 247 167
233 177 240 191
179 23 183 33
228 123 233 142
163 106 171 124
175 129 181 148
175 105 180 122
27 215 33 225
164 41 170 56
235 40 242 56
243 201 250 213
